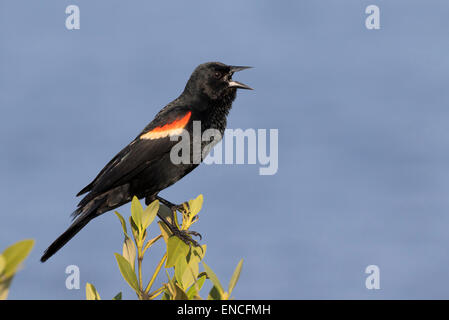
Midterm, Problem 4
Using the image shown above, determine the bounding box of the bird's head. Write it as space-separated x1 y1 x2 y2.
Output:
184 62 253 101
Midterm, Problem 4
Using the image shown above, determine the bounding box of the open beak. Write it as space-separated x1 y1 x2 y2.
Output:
228 66 253 90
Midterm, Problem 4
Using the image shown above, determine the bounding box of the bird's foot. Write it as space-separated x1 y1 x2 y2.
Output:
170 226 202 247
173 202 190 215
154 196 202 246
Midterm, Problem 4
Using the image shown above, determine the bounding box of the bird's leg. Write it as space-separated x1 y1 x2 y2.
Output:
146 195 202 247
156 196 202 240
155 196 189 216
157 212 201 247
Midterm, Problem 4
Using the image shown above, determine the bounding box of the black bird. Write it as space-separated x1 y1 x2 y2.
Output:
41 62 252 262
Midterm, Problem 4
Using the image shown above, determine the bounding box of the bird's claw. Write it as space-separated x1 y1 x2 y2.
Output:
171 227 201 248
187 230 202 240
173 202 190 214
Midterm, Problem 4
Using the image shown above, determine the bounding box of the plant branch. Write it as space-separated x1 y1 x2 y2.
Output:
144 253 167 294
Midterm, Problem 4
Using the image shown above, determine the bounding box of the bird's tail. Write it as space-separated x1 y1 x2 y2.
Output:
40 198 105 262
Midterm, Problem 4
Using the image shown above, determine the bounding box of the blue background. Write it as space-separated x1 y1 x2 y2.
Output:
1 0 449 299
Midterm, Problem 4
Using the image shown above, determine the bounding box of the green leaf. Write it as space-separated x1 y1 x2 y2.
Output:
208 286 222 300
112 292 122 300
114 211 129 238
86 282 101 300
158 221 172 244
166 236 189 268
175 257 196 290
142 199 159 230
0 255 5 275
173 282 189 300
175 257 188 289
0 277 13 300
122 237 136 270
131 196 143 231
185 245 206 282
186 274 206 299
114 253 139 292
129 216 139 243
189 245 206 263
2 239 34 278
162 291 170 300
165 271 176 298
188 194 203 216
186 257 199 282
164 267 188 300
228 259 243 295
202 262 224 297
196 274 206 290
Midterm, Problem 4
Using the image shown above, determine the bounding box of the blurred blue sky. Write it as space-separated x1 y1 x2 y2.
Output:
1 0 449 299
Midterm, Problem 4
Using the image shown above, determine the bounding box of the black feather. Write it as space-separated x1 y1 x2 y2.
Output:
40 198 105 262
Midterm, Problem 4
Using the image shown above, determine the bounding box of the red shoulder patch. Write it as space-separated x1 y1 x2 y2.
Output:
140 111 191 140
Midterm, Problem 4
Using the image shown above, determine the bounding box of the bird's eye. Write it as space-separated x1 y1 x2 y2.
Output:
214 72 221 79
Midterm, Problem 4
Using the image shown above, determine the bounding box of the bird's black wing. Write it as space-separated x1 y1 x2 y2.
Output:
77 106 192 201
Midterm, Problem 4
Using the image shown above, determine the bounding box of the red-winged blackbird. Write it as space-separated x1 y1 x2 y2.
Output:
41 62 252 262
